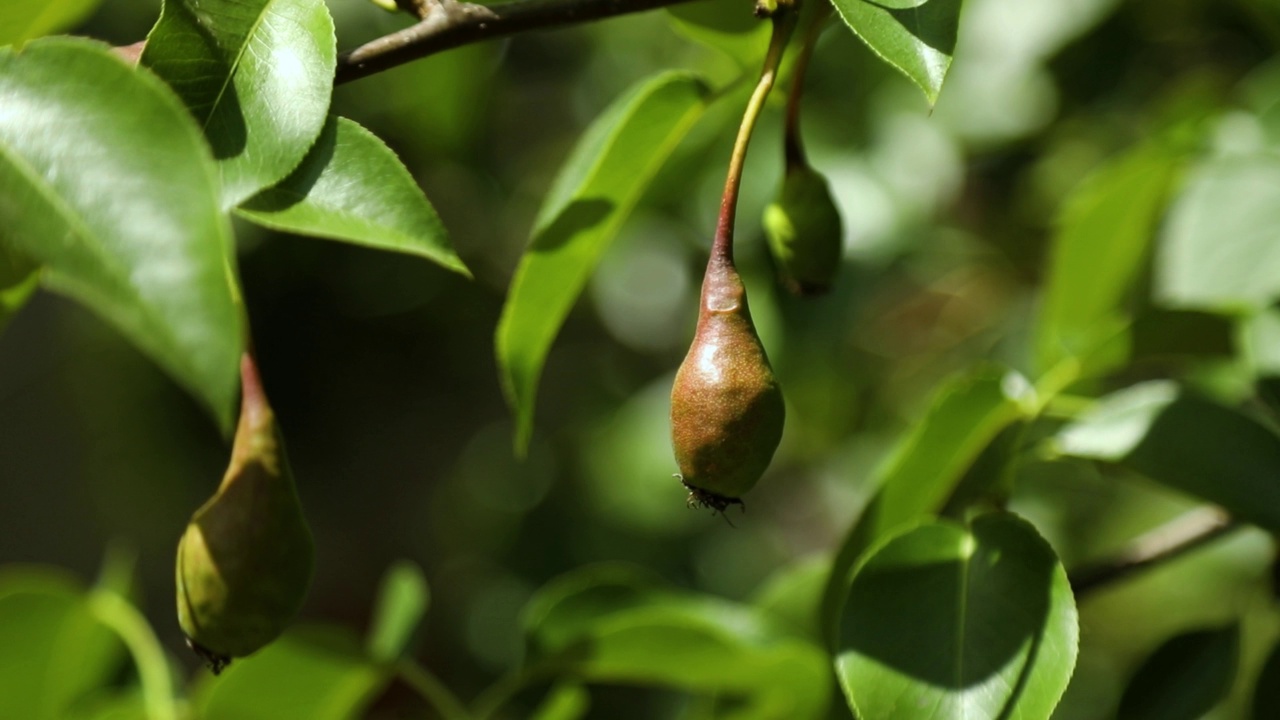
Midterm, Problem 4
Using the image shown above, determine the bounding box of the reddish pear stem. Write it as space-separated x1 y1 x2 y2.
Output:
712 10 797 267
238 352 271 432
783 2 830 168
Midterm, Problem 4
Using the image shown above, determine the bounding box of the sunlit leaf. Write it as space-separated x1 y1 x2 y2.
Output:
1117 624 1238 720
530 684 590 720
366 560 430 664
836 513 1077 720
238 116 467 275
141 0 336 208
1036 142 1183 375
496 71 711 453
829 0 962 104
0 0 105 46
0 38 243 430
1057 381 1280 533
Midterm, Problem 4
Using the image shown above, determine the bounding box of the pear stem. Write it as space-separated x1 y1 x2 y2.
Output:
783 1 831 168
712 8 797 266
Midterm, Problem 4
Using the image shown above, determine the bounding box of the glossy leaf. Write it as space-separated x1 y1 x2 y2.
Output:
366 560 430 664
836 513 1078 720
1036 143 1183 375
1156 156 1280 311
0 39 243 430
1057 381 1280 533
821 366 1028 645
1117 624 1238 720
829 0 962 104
196 627 386 720
523 564 830 718
0 568 124 720
141 0 336 208
238 116 467 275
496 71 711 453
0 0 104 46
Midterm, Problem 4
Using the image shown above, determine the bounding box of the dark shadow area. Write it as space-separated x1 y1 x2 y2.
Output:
530 199 615 253
240 116 339 212
863 0 962 55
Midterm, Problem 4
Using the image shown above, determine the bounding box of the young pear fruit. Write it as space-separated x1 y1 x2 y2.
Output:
176 354 313 674
762 162 843 295
671 252 785 512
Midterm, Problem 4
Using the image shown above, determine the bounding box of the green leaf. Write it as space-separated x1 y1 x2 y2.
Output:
523 564 831 718
366 560 430 664
835 512 1078 720
0 38 243 430
0 568 124 720
820 366 1028 646
1057 381 1280 533
751 555 830 644
0 0 105 45
1156 156 1280 311
666 0 771 67
1117 624 1238 720
0 243 38 336
141 0 336 208
1036 143 1184 375
196 626 386 720
496 71 711 453
829 0 963 104
238 116 468 276
530 684 591 720
1253 639 1280 720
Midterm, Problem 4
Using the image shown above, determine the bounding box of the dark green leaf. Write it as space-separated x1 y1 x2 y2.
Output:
1130 309 1235 363
196 626 386 720
0 243 37 336
238 116 467 275
829 0 963 104
0 568 124 720
1036 143 1183 375
141 0 336 208
530 684 590 720
1253 638 1280 720
1117 624 1238 720
0 38 243 430
496 71 711 453
751 555 829 643
666 0 770 67
836 513 1078 720
523 564 830 718
1057 381 1280 533
1156 156 1280 311
0 0 104 45
366 560 430 664
821 366 1028 646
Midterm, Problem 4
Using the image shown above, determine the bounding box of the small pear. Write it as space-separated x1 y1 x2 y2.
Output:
176 354 313 673
762 162 843 295
671 252 785 512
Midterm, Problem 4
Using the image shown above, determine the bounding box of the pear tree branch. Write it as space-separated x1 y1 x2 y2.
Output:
1068 508 1238 596
336 0 701 84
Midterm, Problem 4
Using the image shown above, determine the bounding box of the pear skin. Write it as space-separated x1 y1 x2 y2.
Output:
176 354 313 672
671 253 785 511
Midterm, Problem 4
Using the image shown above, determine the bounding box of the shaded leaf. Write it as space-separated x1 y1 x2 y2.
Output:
1118 624 1238 720
0 0 104 46
141 0 336 208
366 560 430 664
0 38 243 430
496 71 711 453
1156 156 1280 311
1036 143 1184 375
196 626 386 720
523 564 830 718
0 243 38 336
1057 381 1280 533
829 0 963 104
836 513 1078 720
530 684 590 720
666 0 771 67
1254 638 1280 720
238 116 467 275
821 366 1028 646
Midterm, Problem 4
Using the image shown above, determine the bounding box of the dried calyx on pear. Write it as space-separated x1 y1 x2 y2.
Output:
670 243 785 514
762 159 842 295
176 353 313 674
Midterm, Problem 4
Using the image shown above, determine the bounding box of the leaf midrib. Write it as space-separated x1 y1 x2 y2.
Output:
199 0 279 133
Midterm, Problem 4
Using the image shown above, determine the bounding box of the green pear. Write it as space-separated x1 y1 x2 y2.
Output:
176 354 313 673
762 162 843 295
670 252 785 512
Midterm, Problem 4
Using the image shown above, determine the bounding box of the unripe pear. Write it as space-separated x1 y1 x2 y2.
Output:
670 252 785 512
176 354 313 673
762 162 842 295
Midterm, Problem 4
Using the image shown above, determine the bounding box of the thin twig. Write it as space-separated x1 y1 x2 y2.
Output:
336 0 702 84
1069 507 1238 596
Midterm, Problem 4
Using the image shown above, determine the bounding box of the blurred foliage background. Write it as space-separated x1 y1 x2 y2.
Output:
4 0 1280 716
